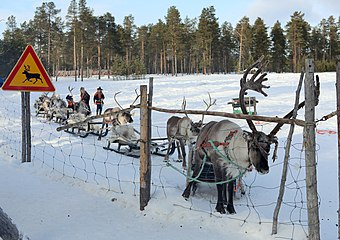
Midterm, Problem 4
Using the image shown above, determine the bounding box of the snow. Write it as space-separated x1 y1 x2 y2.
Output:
0 72 338 239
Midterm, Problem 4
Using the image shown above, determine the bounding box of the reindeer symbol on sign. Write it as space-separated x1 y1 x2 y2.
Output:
22 65 43 84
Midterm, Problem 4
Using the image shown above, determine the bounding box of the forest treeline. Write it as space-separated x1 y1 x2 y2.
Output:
0 0 339 79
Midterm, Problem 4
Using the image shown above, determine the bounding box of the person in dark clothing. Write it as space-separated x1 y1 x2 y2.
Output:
93 87 105 115
66 95 75 110
80 87 91 116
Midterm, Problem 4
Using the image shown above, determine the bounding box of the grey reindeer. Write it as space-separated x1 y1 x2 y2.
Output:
182 56 320 214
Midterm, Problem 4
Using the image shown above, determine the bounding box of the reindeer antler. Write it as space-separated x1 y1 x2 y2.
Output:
130 88 140 106
268 74 320 137
239 56 269 133
114 92 124 109
68 86 74 95
181 96 189 118
201 92 216 123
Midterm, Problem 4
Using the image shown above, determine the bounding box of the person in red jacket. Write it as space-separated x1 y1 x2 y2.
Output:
93 87 105 115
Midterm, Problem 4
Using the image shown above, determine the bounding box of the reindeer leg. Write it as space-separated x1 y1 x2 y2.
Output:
226 179 236 214
176 140 183 162
98 122 105 140
212 161 227 214
182 156 201 199
178 139 186 169
164 139 173 161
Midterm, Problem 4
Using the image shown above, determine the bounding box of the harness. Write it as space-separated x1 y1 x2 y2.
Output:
190 129 248 184
200 130 238 149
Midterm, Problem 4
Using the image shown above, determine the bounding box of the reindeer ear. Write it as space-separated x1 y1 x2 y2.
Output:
130 111 135 117
243 131 253 141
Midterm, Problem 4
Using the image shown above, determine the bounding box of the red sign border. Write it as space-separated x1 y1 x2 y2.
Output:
1 45 55 92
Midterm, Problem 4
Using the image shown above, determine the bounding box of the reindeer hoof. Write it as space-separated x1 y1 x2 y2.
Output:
216 203 226 214
226 204 236 214
182 192 189 200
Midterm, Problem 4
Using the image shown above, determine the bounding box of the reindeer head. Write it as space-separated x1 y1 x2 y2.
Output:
116 111 134 125
112 90 140 125
239 56 277 174
190 120 202 136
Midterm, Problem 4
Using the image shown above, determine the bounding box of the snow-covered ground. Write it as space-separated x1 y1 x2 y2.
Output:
0 72 338 239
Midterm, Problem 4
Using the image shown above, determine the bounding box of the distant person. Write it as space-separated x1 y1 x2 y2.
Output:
80 87 91 116
93 87 105 115
66 95 75 110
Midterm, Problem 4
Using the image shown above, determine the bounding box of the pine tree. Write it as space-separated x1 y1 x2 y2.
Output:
78 0 95 79
197 6 220 74
0 16 26 77
66 0 79 81
252 17 269 61
286 11 310 72
165 6 182 76
220 21 236 73
235 16 252 72
270 21 286 72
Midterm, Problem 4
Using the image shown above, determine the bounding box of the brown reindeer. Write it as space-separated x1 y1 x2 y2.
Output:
182 56 320 214
22 65 43 84
164 95 215 169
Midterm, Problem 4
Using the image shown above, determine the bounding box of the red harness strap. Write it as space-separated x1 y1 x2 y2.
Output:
200 130 238 148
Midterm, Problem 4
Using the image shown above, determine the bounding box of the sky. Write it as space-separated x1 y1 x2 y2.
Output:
0 0 340 37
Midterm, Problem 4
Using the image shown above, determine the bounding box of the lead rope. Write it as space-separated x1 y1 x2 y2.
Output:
166 139 248 185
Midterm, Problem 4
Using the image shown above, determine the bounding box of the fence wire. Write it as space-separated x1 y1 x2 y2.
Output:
0 90 328 240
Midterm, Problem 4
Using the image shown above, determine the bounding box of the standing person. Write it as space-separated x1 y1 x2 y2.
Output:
80 87 91 116
93 87 105 115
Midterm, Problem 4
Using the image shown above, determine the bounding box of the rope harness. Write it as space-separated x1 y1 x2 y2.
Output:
166 129 248 185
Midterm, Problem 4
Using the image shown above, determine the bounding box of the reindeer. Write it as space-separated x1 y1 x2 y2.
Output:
22 65 43 84
48 93 68 123
97 91 139 140
182 56 320 214
164 96 215 169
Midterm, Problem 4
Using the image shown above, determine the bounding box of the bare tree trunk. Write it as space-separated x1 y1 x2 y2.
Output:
163 44 167 74
73 28 77 82
48 15 51 74
98 43 101 80
80 43 84 81
107 52 111 79
126 47 129 76
238 24 243 73
160 50 163 74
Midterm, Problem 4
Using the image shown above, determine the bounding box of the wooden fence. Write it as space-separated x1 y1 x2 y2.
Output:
138 59 323 239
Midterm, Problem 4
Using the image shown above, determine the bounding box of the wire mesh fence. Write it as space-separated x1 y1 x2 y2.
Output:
0 89 325 240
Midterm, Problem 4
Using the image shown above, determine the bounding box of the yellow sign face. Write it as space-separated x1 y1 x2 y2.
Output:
2 45 55 92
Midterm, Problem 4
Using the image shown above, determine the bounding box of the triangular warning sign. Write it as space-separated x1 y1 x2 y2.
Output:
1 45 55 92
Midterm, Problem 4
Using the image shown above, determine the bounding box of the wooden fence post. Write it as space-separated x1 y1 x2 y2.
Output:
304 59 320 240
140 85 151 210
336 55 340 239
